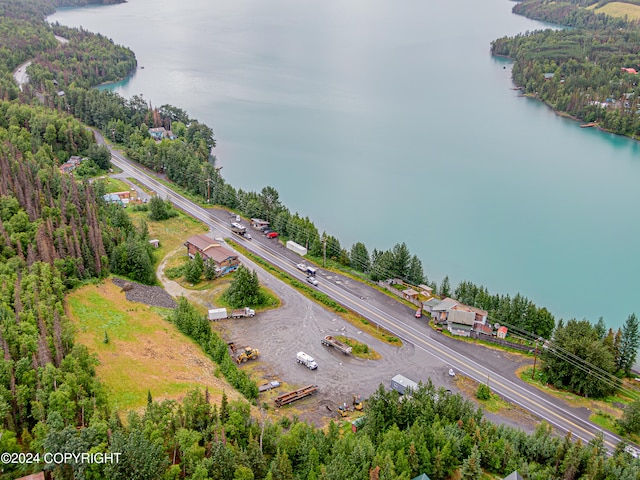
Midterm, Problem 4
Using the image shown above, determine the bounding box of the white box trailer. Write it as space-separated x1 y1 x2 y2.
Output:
286 240 307 256
208 308 228 321
390 374 418 395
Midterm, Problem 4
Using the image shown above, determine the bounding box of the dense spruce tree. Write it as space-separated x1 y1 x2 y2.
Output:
542 319 618 397
223 266 264 308
349 241 370 273
619 313 640 375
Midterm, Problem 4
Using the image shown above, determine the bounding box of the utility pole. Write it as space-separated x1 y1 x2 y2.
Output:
532 338 540 380
322 235 326 268
204 177 213 203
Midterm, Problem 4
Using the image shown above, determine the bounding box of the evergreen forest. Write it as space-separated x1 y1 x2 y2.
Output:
1 0 640 478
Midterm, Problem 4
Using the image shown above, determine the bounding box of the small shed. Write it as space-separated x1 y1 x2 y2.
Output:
402 288 419 301
148 239 160 248
351 416 366 433
497 326 508 339
418 284 433 297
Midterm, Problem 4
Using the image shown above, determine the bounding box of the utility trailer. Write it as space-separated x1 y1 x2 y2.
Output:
321 335 352 355
274 385 318 407
258 381 281 393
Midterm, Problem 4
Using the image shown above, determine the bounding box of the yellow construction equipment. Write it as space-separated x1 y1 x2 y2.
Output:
235 347 260 363
353 394 363 411
228 342 260 364
338 402 350 418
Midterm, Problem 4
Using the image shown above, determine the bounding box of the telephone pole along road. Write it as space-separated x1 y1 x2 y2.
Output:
94 130 622 454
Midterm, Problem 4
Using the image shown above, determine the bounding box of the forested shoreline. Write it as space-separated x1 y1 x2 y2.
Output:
492 0 640 138
1 0 640 478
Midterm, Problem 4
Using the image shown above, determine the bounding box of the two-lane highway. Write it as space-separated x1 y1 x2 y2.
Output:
98 131 622 453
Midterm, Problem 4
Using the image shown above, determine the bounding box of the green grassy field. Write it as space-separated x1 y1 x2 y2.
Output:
67 281 242 411
590 1 640 20
101 177 131 193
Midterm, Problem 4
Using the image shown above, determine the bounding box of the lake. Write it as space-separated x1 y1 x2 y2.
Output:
50 0 640 332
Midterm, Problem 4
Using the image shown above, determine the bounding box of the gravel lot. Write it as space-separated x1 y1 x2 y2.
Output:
137 224 538 432
199 235 536 431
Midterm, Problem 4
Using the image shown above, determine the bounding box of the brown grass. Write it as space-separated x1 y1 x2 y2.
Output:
66 280 243 411
590 2 640 20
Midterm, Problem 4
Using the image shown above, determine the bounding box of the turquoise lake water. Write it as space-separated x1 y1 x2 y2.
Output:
50 0 640 332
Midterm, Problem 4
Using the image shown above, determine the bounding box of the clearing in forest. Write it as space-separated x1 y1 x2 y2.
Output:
589 2 640 20
66 280 240 410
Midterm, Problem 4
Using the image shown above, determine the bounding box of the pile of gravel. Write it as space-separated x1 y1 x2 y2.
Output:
111 278 177 309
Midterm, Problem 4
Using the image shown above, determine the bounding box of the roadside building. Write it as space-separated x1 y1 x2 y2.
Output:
110 190 132 205
59 162 76 174
446 309 475 337
184 234 239 275
148 127 167 141
102 193 124 206
251 218 270 230
430 297 459 323
422 297 443 315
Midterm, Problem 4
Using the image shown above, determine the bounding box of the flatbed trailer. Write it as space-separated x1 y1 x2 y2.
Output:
258 381 281 393
274 385 318 407
321 335 352 355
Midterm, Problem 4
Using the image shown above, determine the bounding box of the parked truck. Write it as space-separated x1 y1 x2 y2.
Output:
231 307 256 318
208 307 255 320
321 335 352 355
231 222 247 235
296 351 318 370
